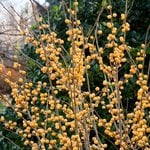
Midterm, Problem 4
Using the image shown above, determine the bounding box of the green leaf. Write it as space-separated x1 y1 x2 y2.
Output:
101 0 107 7
146 48 150 54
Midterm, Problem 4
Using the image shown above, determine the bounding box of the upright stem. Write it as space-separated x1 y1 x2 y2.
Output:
115 66 123 146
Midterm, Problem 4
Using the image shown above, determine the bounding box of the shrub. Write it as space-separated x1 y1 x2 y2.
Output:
0 1 149 149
